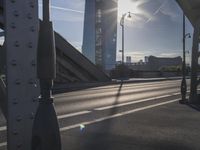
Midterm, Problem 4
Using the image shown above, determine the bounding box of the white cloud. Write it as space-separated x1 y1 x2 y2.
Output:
159 1 181 22
145 1 167 23
158 52 181 57
118 0 151 27
51 5 84 14
39 2 84 22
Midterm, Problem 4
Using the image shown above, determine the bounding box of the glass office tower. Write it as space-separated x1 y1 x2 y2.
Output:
82 0 118 70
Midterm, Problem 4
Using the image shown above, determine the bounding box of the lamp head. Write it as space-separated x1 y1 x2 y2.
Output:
128 12 132 18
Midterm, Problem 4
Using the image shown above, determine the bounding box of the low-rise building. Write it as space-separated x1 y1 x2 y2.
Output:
128 55 182 71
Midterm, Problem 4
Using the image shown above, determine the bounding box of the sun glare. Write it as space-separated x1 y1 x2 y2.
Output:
118 0 150 25
118 0 139 17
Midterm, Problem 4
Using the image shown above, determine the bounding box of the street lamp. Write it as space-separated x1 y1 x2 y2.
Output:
120 12 134 65
180 14 191 104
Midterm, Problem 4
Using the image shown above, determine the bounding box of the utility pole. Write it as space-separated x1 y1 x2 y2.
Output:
180 14 187 103
120 13 126 65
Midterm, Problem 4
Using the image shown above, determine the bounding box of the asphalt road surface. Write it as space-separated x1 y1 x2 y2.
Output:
1 79 200 150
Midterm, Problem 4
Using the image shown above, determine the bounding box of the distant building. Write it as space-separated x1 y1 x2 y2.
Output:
82 0 118 70
127 55 182 71
144 56 149 63
148 56 182 70
126 56 131 64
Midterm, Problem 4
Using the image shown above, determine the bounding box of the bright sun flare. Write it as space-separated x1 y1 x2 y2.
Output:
118 0 139 17
117 0 149 24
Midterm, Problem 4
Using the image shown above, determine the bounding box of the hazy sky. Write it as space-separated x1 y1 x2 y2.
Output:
39 0 194 63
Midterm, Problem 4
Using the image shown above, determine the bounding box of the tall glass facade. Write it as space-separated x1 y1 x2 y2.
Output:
82 0 118 70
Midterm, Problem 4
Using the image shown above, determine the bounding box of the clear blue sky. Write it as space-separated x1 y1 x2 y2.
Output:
39 0 194 64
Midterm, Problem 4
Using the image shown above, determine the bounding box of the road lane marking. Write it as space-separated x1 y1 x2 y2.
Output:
0 142 6 147
60 98 180 132
57 111 91 119
0 88 196 135
94 94 172 111
0 126 6 132
0 111 91 133
0 95 190 147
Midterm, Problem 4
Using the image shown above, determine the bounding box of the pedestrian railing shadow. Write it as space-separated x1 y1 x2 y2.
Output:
183 95 200 112
82 81 123 150
186 103 200 112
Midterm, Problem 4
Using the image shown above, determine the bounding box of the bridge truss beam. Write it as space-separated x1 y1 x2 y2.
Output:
5 0 39 149
190 20 200 103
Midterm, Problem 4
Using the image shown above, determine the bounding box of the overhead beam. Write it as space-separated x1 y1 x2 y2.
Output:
176 0 200 27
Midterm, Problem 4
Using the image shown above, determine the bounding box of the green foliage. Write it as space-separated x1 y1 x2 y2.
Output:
159 65 182 72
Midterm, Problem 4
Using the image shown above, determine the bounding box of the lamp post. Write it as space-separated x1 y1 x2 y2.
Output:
120 12 133 65
32 0 61 149
180 14 191 104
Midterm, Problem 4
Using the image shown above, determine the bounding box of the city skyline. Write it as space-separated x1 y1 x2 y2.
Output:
82 0 118 70
39 0 194 63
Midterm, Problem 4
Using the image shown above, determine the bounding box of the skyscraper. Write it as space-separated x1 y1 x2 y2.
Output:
82 0 118 70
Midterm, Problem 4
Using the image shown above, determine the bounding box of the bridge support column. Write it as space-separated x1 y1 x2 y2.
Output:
5 0 39 150
189 19 200 103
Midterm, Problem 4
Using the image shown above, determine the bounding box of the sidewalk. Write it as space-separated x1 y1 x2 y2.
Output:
61 100 200 150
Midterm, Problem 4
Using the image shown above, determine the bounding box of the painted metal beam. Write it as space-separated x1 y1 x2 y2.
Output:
0 77 6 118
176 0 200 27
189 20 200 103
5 1 39 149
176 0 200 103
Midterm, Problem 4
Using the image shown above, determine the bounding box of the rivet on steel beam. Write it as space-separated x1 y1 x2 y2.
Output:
32 97 37 102
13 10 19 17
27 42 33 48
10 0 16 3
29 1 34 8
15 79 21 85
10 22 16 29
30 26 35 32
13 130 18 135
27 13 33 19
14 41 20 47
30 112 35 119
28 79 35 85
11 59 17 66
16 115 22 122
31 60 36 66
17 143 22 148
34 83 37 88
13 98 18 105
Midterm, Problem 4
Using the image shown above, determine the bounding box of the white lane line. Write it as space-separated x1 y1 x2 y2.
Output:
57 111 91 119
0 111 91 133
0 142 6 147
0 96 188 147
0 126 6 132
0 89 196 134
94 94 172 111
60 98 179 132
